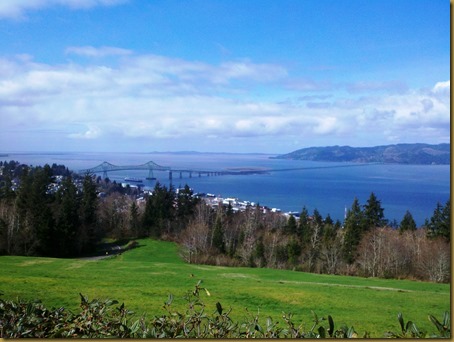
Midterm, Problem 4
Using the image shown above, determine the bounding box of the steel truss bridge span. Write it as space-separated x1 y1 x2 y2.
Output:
78 161 171 179
78 161 268 180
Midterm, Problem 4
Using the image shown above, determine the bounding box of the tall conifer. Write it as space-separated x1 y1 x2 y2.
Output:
297 206 310 244
212 216 225 254
55 176 79 257
342 197 364 264
399 210 417 232
426 200 450 242
363 192 386 229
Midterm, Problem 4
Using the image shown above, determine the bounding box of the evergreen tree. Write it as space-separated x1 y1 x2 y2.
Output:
324 214 334 226
78 174 99 254
129 201 141 238
226 202 234 218
13 166 33 255
275 244 289 265
80 174 98 227
284 214 297 235
54 176 80 257
287 238 301 266
322 217 337 243
362 192 386 229
399 210 417 233
342 197 364 264
12 166 54 255
212 216 225 254
29 165 55 256
441 199 451 242
0 217 7 255
15 167 32 225
0 173 15 200
175 185 200 231
425 199 450 242
297 206 310 244
142 182 175 237
143 193 157 237
312 209 323 227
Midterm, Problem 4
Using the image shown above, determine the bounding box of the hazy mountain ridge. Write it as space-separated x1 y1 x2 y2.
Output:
273 143 450 164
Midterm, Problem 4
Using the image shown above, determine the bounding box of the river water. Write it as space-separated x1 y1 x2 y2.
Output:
3 151 450 226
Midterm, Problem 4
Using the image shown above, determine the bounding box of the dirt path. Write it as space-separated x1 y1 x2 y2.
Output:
79 244 122 261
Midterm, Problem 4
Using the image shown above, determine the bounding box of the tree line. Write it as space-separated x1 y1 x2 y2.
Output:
0 162 98 257
176 193 450 283
0 161 450 282
0 161 199 257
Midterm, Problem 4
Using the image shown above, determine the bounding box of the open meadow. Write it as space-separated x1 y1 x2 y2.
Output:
1 239 449 337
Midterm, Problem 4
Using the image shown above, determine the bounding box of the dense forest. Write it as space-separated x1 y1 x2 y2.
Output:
0 160 450 282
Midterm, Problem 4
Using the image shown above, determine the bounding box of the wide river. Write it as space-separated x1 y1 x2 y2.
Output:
3 151 450 226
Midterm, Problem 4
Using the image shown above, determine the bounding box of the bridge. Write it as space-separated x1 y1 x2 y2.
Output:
78 160 374 183
78 161 268 181
79 161 171 179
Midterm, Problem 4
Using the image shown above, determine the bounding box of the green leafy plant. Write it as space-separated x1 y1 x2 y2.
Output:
385 311 450 338
427 311 450 338
0 286 449 338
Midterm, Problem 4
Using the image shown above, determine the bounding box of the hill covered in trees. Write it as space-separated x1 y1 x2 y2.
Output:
273 143 450 164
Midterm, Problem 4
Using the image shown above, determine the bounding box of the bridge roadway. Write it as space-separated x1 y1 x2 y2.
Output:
78 161 268 180
78 160 374 181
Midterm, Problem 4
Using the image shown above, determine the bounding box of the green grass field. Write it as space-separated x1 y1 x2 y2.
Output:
1 239 449 337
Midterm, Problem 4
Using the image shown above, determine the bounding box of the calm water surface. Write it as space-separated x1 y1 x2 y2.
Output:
4 152 450 226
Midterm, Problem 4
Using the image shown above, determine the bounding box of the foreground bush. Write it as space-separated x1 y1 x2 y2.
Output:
0 282 450 338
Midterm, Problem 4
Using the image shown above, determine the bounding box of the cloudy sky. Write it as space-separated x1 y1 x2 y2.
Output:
0 0 450 153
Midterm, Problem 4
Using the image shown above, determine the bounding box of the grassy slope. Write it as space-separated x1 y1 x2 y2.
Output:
1 239 449 337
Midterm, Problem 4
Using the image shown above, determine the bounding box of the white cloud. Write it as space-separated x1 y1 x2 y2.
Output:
217 61 288 83
313 116 338 135
0 0 126 19
432 81 451 98
68 125 101 139
66 46 132 58
285 78 333 92
432 80 450 95
0 50 450 152
345 80 408 94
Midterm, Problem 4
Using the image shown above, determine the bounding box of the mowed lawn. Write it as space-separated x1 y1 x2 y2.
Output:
1 239 449 337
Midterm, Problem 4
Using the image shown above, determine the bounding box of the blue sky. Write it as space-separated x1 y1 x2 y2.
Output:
0 0 450 153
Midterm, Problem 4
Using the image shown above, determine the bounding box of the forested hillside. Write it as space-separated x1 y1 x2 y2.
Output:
273 143 450 164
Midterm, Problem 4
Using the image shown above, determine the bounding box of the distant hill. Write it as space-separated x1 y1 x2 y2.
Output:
273 143 450 164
